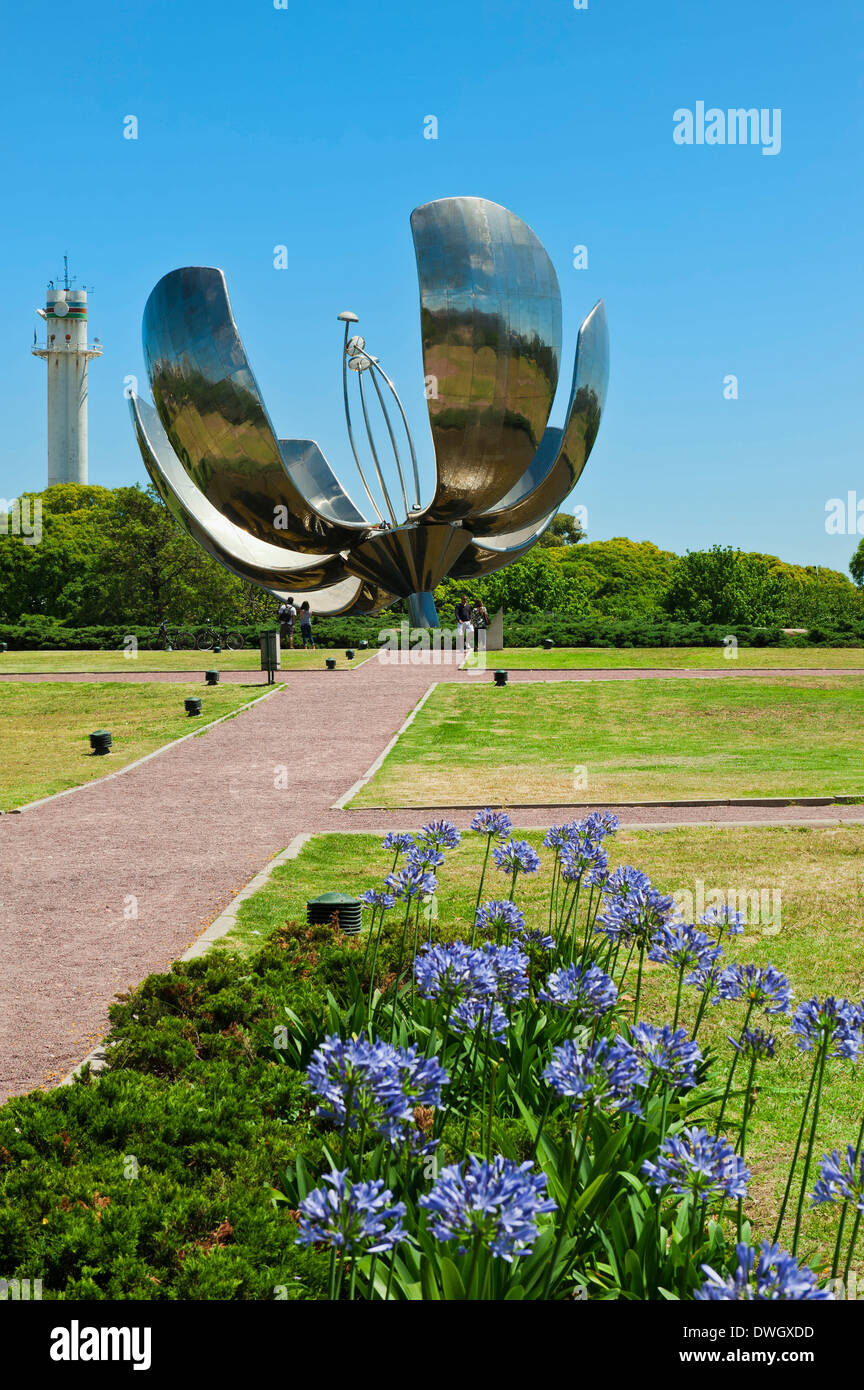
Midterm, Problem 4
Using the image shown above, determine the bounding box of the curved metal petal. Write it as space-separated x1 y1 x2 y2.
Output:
344 524 473 598
142 266 370 553
131 394 393 614
411 197 561 523
448 511 558 580
465 300 609 537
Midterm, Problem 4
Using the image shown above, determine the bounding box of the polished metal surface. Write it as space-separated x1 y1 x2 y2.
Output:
467 300 609 537
143 267 370 553
130 198 608 627
411 197 562 523
131 394 390 615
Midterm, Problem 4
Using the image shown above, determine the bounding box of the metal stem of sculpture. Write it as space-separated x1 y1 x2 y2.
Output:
129 196 610 628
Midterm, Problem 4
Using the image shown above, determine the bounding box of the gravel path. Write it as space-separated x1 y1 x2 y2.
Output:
2 658 862 1101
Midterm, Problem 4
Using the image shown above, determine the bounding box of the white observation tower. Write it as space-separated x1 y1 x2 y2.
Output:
32 257 102 485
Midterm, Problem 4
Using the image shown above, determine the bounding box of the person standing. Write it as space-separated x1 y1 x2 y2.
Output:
455 594 472 651
298 600 314 649
278 597 297 649
471 599 489 653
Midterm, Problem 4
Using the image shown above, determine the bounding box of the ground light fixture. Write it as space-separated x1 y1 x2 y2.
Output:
307 891 362 935
494 670 509 687
205 670 220 685
325 658 336 670
543 638 554 649
345 649 355 660
89 730 112 755
185 697 203 716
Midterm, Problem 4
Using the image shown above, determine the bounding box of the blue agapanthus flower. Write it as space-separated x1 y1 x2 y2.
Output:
382 831 416 856
631 1022 703 1091
413 941 496 1006
729 1027 776 1059
296 1170 407 1254
695 1241 832 1300
420 1156 556 1262
492 839 541 878
450 995 510 1042
560 840 608 885
595 866 676 944
544 1037 647 1116
470 808 512 840
474 899 526 938
481 941 530 1004
648 923 721 973
684 957 726 997
518 928 556 955
714 963 792 1016
406 843 445 872
539 963 618 1021
360 889 396 910
418 818 462 850
812 1145 864 1212
581 810 620 838
305 1035 448 1149
385 864 438 901
642 1127 750 1202
790 996 863 1060
701 904 746 937
543 824 571 850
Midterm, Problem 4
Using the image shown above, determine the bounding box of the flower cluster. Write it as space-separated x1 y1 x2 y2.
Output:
539 963 618 1021
382 831 415 857
631 1022 703 1091
790 995 862 1060
714 963 792 1015
385 864 438 901
417 818 462 851
701 904 746 938
306 1035 448 1150
296 1170 406 1255
420 1157 556 1262
595 867 676 945
696 1242 831 1300
730 1027 776 1059
648 923 721 974
470 808 512 840
493 839 541 879
642 1127 750 1202
812 1145 864 1212
361 888 395 911
474 899 525 938
544 1037 646 1116
413 942 496 1007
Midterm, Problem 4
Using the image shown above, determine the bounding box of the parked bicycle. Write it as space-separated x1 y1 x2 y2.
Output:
157 621 197 651
195 623 246 651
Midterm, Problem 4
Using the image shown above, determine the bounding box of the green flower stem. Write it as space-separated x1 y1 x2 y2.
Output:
632 944 647 1025
773 1050 820 1243
792 1044 829 1256
831 1109 864 1279
388 899 413 1043
542 1100 594 1300
843 1206 863 1286
672 967 686 1033
736 1053 760 1238
716 1001 755 1131
531 1090 553 1162
471 836 493 945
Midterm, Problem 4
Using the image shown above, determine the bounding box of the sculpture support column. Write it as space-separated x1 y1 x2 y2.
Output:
407 591 439 629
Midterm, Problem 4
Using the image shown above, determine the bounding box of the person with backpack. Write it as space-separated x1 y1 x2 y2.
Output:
278 597 297 649
454 594 472 651
471 599 489 653
298 600 314 649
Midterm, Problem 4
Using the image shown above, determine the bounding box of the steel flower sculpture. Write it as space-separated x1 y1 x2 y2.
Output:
129 196 609 626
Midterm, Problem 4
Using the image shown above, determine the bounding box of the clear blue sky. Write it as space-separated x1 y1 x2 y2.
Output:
2 0 862 572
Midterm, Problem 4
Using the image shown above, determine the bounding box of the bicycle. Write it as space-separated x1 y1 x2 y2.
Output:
195 623 246 651
157 622 197 651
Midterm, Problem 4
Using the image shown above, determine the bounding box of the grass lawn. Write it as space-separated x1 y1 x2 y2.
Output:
350 675 864 806
216 822 864 1266
0 680 282 808
465 646 864 669
0 648 369 674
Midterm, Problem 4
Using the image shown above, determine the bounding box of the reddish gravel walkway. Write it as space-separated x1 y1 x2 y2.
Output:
2 665 862 685
2 658 863 1101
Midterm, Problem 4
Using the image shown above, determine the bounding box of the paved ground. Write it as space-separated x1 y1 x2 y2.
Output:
2 665 862 684
2 658 863 1100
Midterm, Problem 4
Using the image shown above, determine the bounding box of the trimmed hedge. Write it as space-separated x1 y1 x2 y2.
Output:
2 612 864 652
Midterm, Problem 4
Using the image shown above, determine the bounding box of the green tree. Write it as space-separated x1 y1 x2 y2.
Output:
662 546 792 626
850 538 864 588
536 512 585 547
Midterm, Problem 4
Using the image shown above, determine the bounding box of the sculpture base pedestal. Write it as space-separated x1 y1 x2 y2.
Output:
407 591 439 628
